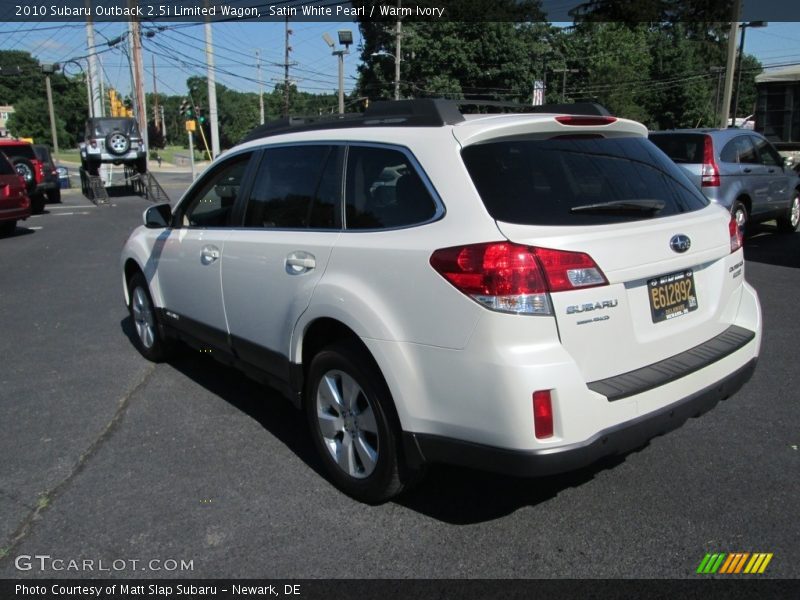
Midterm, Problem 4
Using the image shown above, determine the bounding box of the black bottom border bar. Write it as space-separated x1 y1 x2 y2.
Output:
2 579 798 600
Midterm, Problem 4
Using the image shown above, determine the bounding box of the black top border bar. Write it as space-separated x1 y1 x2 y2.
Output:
2 0 800 23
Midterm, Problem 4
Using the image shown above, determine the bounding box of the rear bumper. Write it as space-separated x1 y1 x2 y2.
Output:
405 358 757 476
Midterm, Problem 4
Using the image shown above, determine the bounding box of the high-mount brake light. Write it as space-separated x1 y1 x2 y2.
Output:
555 116 617 126
429 242 607 315
701 134 720 187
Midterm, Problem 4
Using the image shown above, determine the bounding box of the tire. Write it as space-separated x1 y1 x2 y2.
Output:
127 272 175 362
777 190 800 233
305 340 419 503
30 193 46 214
732 200 749 237
106 131 130 156
11 157 35 192
0 220 15 236
46 188 61 204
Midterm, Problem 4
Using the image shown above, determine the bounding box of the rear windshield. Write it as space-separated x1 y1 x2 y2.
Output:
0 143 35 160
0 152 16 175
89 118 138 136
462 136 708 226
648 133 706 164
33 145 53 164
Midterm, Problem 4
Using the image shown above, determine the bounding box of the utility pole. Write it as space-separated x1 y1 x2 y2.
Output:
204 4 220 159
719 2 742 129
42 63 59 161
394 1 401 100
151 54 160 134
256 49 264 125
128 4 149 152
284 17 292 116
160 105 166 144
85 0 103 118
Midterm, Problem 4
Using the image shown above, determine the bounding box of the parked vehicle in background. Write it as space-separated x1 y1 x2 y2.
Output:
122 100 761 503
649 129 800 234
80 117 147 175
0 151 31 236
33 144 61 203
0 138 47 213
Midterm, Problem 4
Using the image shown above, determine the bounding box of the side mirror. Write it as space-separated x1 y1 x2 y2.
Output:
143 203 171 228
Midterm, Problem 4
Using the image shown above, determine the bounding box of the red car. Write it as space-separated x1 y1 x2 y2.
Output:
0 151 31 236
0 138 47 213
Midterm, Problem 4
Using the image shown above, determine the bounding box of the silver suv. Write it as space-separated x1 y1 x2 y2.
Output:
80 117 147 175
649 128 800 233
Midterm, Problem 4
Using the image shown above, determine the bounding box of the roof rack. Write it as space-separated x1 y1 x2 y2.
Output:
240 99 612 144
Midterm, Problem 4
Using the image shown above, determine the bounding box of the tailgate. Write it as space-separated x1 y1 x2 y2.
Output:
497 206 744 382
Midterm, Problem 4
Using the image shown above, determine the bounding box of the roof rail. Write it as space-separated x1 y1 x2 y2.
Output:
240 99 612 143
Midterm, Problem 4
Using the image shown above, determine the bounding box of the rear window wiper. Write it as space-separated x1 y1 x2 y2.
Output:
570 199 665 214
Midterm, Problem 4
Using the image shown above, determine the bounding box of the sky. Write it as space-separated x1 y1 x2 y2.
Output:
0 19 798 104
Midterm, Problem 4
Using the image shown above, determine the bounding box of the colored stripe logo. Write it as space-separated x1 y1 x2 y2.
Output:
697 553 773 574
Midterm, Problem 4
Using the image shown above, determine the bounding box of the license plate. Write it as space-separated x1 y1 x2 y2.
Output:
648 269 698 323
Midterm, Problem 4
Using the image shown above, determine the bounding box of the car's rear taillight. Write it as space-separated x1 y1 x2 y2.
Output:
429 242 607 315
533 390 554 439
729 214 743 252
701 134 720 187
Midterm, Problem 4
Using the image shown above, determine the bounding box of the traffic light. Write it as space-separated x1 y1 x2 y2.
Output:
195 106 206 124
179 99 190 117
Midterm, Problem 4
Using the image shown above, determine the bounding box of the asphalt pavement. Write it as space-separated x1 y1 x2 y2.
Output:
0 180 798 580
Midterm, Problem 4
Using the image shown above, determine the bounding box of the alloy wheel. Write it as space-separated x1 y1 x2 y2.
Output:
315 369 380 479
132 287 156 349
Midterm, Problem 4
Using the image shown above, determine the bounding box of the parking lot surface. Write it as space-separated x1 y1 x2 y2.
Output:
1 177 798 579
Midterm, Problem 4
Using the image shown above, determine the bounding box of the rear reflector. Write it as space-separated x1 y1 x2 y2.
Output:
729 214 743 252
533 391 554 439
430 242 607 315
701 134 720 187
555 116 617 126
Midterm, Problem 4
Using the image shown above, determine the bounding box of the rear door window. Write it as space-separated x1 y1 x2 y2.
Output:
244 145 341 229
752 136 782 167
462 136 708 226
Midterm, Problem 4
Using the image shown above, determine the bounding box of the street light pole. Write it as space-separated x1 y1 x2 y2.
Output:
336 50 345 114
323 30 352 115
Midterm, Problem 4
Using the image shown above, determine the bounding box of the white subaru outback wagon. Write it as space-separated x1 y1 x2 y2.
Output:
121 100 761 503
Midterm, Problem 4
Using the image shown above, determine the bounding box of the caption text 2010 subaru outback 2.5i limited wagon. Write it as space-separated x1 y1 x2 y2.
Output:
121 100 761 503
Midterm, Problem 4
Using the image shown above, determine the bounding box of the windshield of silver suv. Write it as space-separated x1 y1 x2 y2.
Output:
462 136 708 225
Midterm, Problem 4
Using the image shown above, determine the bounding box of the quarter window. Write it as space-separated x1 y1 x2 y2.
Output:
182 153 251 228
244 145 340 229
345 146 437 229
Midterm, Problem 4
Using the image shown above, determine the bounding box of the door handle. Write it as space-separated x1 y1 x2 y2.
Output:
286 251 316 274
201 244 221 264
743 168 752 173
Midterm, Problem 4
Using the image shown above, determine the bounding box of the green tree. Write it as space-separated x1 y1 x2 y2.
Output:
357 19 552 103
1 50 88 149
